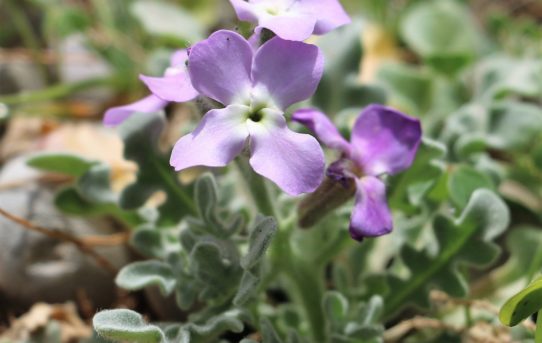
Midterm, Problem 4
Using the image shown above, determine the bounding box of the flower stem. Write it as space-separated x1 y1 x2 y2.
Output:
235 160 327 341
234 157 277 218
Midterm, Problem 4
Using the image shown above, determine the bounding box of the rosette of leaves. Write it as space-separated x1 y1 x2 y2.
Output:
96 173 278 342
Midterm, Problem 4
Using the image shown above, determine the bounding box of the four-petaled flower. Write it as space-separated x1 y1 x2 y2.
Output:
169 30 325 196
229 0 350 41
293 105 422 240
103 49 197 126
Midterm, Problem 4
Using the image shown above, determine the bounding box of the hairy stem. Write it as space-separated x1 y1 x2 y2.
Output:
236 162 327 341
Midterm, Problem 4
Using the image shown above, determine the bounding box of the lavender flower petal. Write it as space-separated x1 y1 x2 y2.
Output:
252 37 323 110
294 0 351 35
103 95 167 126
247 109 324 195
349 176 393 241
170 105 249 170
257 14 316 41
228 0 259 22
139 72 198 103
350 104 422 176
292 108 351 154
188 30 253 105
170 49 189 67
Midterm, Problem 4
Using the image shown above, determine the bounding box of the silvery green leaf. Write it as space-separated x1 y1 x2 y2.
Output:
448 165 495 209
131 225 164 258
323 291 349 329
241 216 277 270
115 260 176 296
77 164 116 204
233 270 260 306
261 318 283 343
93 309 164 343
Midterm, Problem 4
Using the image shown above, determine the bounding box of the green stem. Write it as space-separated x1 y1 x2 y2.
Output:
235 161 327 341
235 157 277 218
537 310 542 343
0 77 117 106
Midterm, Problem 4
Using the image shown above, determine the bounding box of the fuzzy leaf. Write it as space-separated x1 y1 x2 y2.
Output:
498 227 542 286
376 63 433 114
400 0 481 73
116 260 176 296
261 318 284 343
241 216 277 270
389 138 447 212
323 291 349 329
119 112 195 226
27 154 97 177
93 309 164 343
500 276 542 326
130 225 165 258
77 164 117 204
448 165 495 209
233 270 260 306
384 189 509 318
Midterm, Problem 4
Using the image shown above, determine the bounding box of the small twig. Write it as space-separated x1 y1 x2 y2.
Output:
384 316 462 342
0 207 117 274
80 232 131 247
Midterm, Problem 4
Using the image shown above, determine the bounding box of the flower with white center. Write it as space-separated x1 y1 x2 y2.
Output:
169 30 325 195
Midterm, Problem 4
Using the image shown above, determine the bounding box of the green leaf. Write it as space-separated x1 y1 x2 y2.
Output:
497 227 542 286
131 226 165 258
323 291 349 329
77 164 117 204
190 240 242 300
473 56 542 99
261 318 284 343
389 138 447 212
55 188 141 226
376 63 433 114
93 309 164 343
487 101 542 151
131 0 203 43
27 154 97 177
119 112 196 226
448 165 495 209
233 270 260 306
400 0 481 73
500 276 542 326
384 189 509 318
241 216 277 270
115 260 176 296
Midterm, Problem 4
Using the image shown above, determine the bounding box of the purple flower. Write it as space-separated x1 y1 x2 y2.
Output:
103 50 197 126
170 30 325 195
229 0 350 41
293 105 422 240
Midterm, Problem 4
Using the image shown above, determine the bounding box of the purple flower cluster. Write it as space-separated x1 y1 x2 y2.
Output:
103 0 422 240
293 106 421 240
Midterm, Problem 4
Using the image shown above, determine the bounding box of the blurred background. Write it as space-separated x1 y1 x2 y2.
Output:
0 0 541 342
